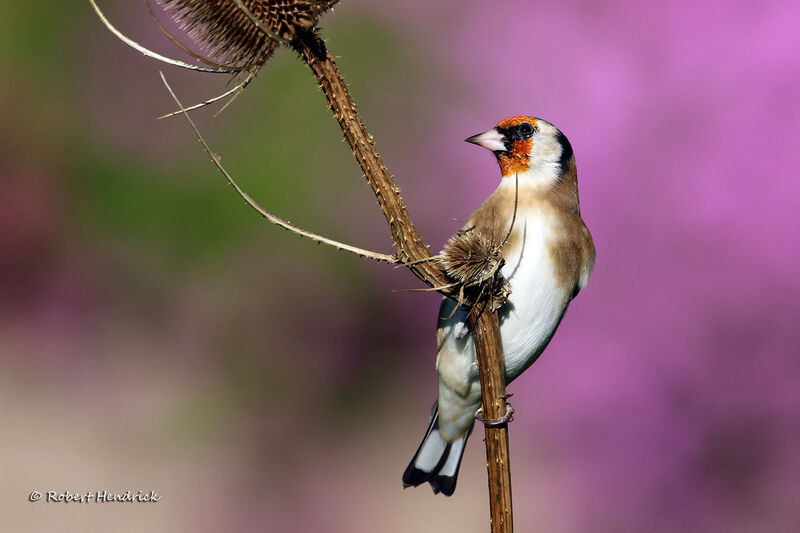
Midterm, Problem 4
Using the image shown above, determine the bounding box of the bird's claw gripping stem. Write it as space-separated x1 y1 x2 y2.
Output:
475 393 514 427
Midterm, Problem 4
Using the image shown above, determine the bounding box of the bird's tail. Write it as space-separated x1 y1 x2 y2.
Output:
402 401 472 496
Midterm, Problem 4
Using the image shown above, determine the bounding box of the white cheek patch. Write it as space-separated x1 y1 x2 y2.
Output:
524 130 564 187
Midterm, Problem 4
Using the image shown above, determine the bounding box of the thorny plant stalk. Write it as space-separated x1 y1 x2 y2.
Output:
91 2 514 531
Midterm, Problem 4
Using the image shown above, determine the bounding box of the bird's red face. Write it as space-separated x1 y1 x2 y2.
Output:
466 116 539 177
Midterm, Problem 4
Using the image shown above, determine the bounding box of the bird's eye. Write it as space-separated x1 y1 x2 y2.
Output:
519 123 534 136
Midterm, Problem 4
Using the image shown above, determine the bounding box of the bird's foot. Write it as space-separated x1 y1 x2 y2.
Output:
475 394 514 427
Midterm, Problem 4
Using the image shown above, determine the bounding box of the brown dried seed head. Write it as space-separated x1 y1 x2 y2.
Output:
439 230 503 285
157 0 339 65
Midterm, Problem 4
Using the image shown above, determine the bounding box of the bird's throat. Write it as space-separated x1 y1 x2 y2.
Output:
496 139 532 177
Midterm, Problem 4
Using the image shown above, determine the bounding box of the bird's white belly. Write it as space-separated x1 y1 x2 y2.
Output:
436 216 569 398
498 218 568 380
434 215 570 440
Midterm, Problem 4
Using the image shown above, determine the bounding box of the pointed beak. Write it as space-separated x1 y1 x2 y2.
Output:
465 128 507 152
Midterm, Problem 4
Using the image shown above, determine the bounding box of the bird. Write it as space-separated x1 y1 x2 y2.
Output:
402 116 595 496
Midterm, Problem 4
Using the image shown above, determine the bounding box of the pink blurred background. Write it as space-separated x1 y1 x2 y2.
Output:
2 1 798 532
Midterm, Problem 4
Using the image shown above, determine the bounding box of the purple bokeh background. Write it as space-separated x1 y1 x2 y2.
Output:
2 1 798 532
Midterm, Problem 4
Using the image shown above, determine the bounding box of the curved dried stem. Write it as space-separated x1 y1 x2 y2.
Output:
393 280 461 293
159 71 396 264
89 0 236 73
213 76 253 117
393 255 441 268
158 69 258 119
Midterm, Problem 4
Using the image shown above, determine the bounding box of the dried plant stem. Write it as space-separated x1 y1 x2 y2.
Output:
158 69 257 119
470 309 514 533
292 30 450 290
293 29 514 532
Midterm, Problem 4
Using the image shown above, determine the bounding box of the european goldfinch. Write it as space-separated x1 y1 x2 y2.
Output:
403 116 595 496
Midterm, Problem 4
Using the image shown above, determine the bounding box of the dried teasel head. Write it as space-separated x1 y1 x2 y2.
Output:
440 230 504 285
439 230 510 312
156 0 340 66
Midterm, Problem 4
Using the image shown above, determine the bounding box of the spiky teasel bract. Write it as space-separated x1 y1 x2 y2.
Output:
439 229 510 311
440 230 501 283
156 0 339 66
